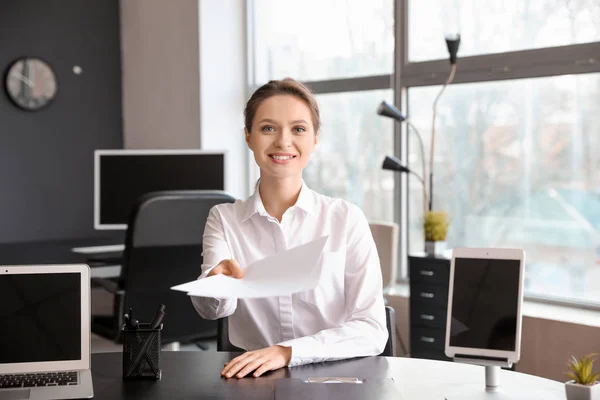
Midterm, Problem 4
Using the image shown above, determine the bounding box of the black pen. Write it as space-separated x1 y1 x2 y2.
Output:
150 304 166 330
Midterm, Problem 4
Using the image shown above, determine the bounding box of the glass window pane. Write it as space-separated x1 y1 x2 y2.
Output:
407 74 600 304
304 90 394 222
409 0 600 62
252 0 394 83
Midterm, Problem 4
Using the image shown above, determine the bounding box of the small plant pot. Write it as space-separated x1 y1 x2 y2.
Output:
425 240 446 256
565 381 600 400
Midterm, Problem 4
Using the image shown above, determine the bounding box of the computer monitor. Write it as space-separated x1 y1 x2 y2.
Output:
445 247 525 367
94 149 225 230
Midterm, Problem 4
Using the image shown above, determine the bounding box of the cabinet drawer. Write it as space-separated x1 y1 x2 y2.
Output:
410 304 447 329
410 326 446 352
411 282 449 308
409 257 450 285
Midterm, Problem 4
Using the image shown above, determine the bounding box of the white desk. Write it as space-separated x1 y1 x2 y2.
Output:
385 357 564 399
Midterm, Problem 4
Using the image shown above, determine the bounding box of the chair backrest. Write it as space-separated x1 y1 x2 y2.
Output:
217 305 397 357
369 221 399 289
120 190 236 344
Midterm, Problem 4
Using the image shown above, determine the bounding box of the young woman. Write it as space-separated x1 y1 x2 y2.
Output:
191 78 387 379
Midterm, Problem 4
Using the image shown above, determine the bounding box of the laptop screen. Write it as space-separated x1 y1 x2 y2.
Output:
449 257 520 351
0 272 82 364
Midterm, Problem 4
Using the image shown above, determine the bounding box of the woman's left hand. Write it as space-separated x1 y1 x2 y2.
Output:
221 345 292 378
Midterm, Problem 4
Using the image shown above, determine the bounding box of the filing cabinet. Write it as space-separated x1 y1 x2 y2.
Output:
408 255 451 361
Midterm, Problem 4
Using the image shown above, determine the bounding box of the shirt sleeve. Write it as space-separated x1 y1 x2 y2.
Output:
190 206 238 320
277 204 388 367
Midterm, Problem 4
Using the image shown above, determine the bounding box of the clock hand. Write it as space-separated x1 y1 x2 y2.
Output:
29 67 35 87
14 73 34 87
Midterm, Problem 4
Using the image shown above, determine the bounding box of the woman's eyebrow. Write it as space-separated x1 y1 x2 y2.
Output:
257 118 308 125
257 118 279 124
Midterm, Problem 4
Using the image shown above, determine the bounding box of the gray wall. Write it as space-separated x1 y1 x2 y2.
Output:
0 0 123 243
120 0 201 149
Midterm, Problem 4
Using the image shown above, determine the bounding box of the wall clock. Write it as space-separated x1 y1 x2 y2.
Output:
5 57 58 111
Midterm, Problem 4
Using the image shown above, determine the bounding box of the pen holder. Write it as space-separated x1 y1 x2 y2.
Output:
122 323 162 380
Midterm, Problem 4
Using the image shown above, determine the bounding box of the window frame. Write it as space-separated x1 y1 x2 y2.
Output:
399 0 600 308
247 0 600 308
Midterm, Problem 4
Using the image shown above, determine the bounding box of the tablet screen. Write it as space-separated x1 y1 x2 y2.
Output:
449 257 520 351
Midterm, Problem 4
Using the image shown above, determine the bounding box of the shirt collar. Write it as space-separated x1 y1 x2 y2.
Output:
241 180 316 223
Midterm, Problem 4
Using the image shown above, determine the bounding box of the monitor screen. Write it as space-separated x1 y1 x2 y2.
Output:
0 273 82 364
96 151 225 228
449 257 520 351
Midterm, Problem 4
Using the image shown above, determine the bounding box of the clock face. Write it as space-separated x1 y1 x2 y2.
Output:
5 58 58 111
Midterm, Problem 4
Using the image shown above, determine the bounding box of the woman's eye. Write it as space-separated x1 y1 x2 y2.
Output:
294 126 306 133
261 126 275 132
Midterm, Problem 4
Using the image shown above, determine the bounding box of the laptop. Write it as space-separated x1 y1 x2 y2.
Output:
0 264 94 399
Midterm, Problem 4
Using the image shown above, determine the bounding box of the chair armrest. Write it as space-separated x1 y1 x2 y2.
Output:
91 277 124 295
217 317 244 352
383 305 397 357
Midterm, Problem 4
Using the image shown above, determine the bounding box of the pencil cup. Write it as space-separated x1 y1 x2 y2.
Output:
122 323 162 380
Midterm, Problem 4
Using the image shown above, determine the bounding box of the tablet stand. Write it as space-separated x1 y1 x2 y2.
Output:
445 362 544 399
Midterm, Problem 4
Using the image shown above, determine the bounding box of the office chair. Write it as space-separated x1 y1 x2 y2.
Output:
369 221 408 356
91 190 236 346
369 222 399 291
216 305 398 357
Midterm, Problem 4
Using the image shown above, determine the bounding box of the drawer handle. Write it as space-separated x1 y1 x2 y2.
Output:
420 336 435 343
420 270 434 276
419 292 434 298
420 314 435 321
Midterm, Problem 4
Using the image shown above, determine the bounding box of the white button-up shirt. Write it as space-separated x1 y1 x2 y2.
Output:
191 183 388 367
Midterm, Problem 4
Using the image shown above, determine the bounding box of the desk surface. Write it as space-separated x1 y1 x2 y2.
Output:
0 237 123 265
91 351 565 400
0 238 124 278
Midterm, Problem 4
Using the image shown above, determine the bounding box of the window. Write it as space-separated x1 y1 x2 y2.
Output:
304 90 394 221
249 0 395 222
251 0 394 83
407 74 600 304
403 0 600 305
409 0 600 62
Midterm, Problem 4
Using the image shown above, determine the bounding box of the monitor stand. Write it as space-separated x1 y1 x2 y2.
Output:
445 366 545 400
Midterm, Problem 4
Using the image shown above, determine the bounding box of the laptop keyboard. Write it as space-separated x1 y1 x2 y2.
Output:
0 372 78 388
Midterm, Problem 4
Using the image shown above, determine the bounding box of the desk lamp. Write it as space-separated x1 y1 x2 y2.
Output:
378 34 461 215
378 102 428 214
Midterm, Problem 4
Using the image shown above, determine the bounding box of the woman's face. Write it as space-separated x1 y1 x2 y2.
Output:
246 94 318 181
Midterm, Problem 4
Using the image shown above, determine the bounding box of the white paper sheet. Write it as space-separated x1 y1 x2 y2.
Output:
171 235 329 299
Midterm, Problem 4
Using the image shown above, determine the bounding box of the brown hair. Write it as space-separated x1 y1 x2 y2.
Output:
244 77 321 134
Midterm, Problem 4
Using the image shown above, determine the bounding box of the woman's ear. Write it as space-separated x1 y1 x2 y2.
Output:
314 131 320 145
245 128 252 150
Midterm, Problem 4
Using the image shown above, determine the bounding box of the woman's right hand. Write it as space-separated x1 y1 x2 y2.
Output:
207 259 244 279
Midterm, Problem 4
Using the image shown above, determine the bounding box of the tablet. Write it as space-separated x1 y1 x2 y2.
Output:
445 248 525 366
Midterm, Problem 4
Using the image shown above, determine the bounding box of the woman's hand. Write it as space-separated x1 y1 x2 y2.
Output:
208 259 244 278
221 345 292 378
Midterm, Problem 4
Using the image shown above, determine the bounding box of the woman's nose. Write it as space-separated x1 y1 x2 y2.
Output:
274 130 292 148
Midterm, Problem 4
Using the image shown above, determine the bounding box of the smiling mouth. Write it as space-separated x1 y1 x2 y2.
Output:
269 155 297 161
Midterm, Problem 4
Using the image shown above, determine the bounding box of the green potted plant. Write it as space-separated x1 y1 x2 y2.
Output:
423 210 450 256
565 353 599 400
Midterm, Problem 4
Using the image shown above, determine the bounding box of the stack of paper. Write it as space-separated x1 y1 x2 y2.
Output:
171 236 329 299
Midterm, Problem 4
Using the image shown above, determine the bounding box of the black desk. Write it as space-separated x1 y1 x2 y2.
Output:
0 238 124 278
91 351 564 399
0 237 123 265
